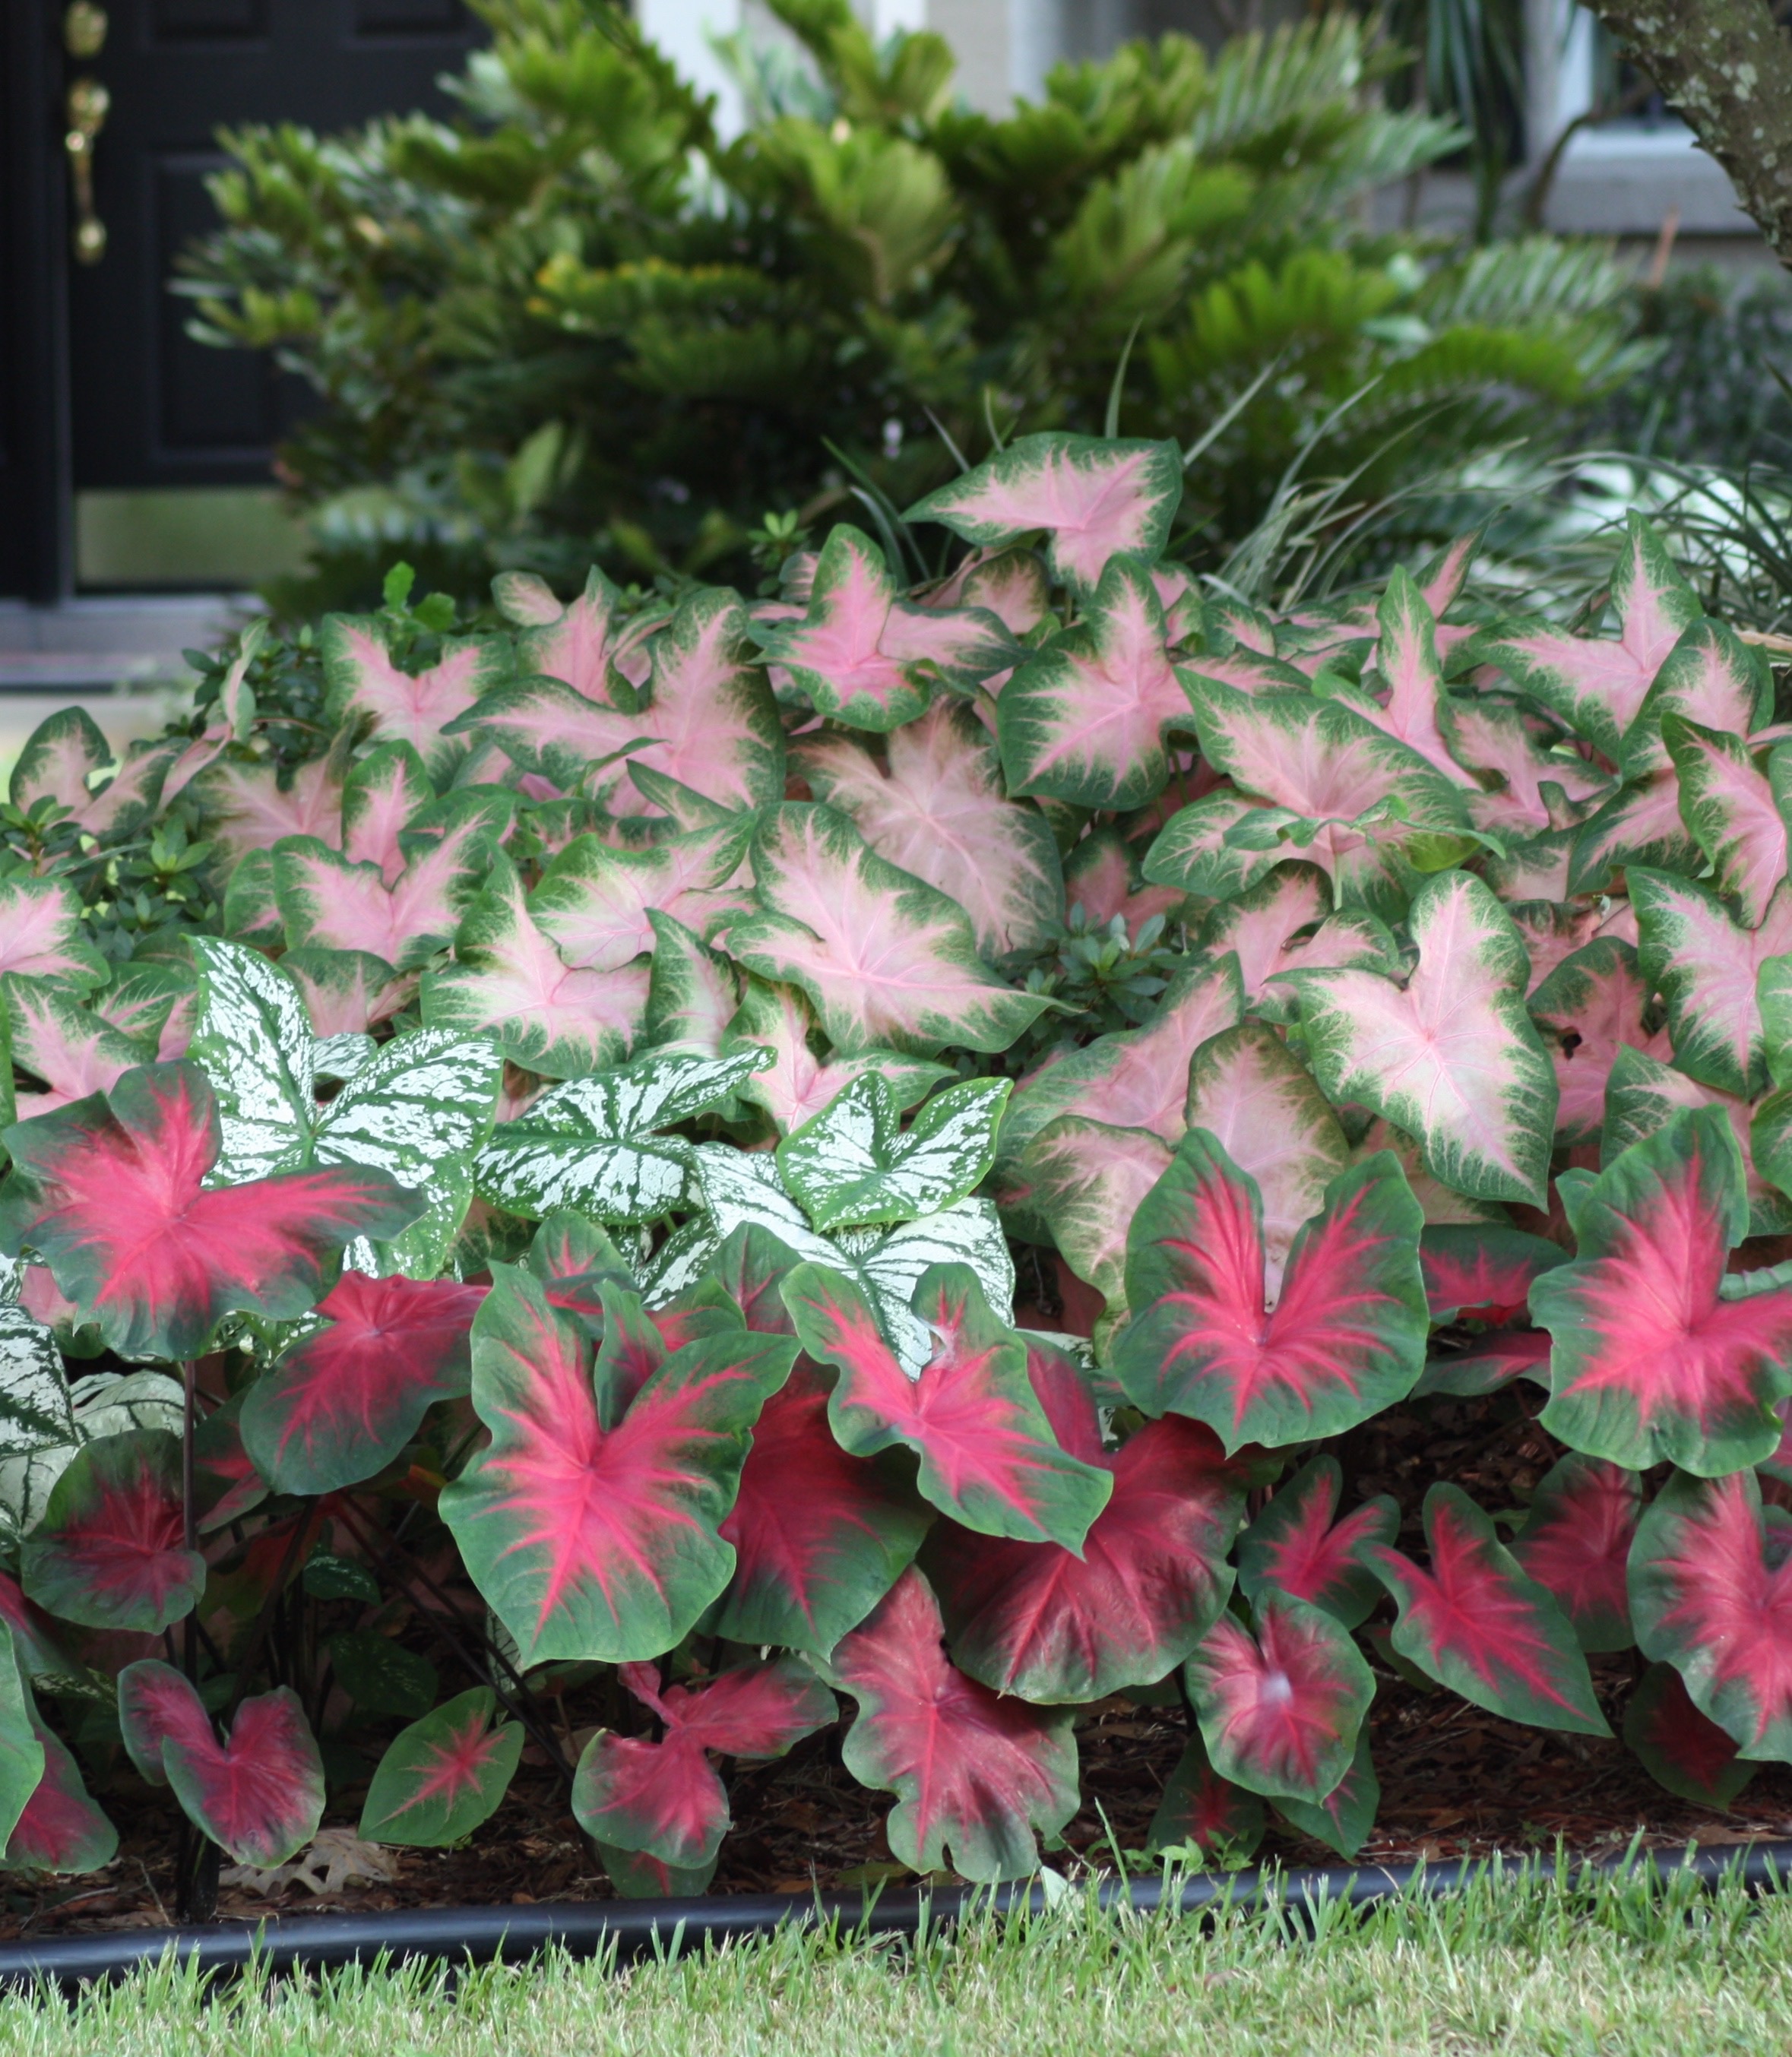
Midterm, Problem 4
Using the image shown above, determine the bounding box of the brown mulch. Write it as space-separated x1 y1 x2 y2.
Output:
8 1389 1789 1941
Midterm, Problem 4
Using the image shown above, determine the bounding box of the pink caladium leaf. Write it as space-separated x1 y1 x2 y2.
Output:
10 707 169 840
1567 770 1700 898
1113 1134 1427 1452
273 809 495 973
423 856 649 1078
755 526 1012 732
5 1714 117 1875
644 910 741 1056
282 948 414 1040
1235 1455 1398 1631
0 878 105 992
796 705 1064 957
1629 1466 1792 1761
1442 698 1612 837
1623 1660 1756 1809
1287 869 1559 1205
1063 828 1187 934
926 1343 1243 1702
1183 1022 1349 1293
904 433 1183 597
1413 1324 1553 1399
321 618 506 773
496 563 647 682
116 1660 325 1867
920 546 1053 637
359 1686 524 1847
199 755 342 862
1023 1116 1173 1319
723 976 951 1137
239 1273 488 1495
2 976 150 1121
439 1265 796 1666
19 1429 204 1632
1145 1733 1265 1862
1197 864 1399 1009
1183 1591 1375 1804
998 554 1198 809
530 824 751 975
1532 1106 1792 1475
1663 717 1792 929
997 954 1243 1201
1509 1453 1640 1654
1623 617 1774 777
0 1061 420 1359
1529 937 1671 1143
1271 1732 1380 1860
712 1362 932 1654
571 1657 835 1870
340 739 432 881
1347 568 1479 787
821 1565 1079 1881
725 804 1052 1057
785 1261 1110 1549
1419 1224 1567 1323
619 586 785 812
1365 1483 1608 1734
1474 512 1701 756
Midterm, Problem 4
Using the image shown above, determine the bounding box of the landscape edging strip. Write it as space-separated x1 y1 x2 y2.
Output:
0 1837 1787 1990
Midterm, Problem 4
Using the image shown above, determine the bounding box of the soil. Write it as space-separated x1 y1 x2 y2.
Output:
7 1388 1788 1941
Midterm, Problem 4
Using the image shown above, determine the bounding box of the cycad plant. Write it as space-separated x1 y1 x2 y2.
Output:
183 2 1642 606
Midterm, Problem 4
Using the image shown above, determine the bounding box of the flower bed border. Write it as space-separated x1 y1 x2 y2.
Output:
0 1840 1787 1991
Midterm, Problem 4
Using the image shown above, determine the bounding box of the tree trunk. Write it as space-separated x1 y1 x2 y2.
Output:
1586 0 1792 264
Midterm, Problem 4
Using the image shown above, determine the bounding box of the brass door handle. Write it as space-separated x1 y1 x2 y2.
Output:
65 76 110 266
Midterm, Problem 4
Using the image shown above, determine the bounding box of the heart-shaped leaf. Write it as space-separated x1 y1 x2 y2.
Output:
1509 1453 1639 1654
359 1686 525 1848
1622 1660 1755 1809
777 1074 1008 1231
1145 1732 1265 1863
1236 1455 1397 1631
20 1430 204 1633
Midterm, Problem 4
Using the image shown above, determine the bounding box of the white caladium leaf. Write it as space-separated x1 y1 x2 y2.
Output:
0 1329 183 1540
1196 866 1399 1010
188 937 318 1184
1474 513 1701 757
422 856 648 1078
998 554 1198 809
1184 1022 1349 1294
1632 870 1792 1097
643 911 740 1055
726 805 1052 1058
1022 1116 1173 1318
321 619 509 774
1287 871 1558 1206
795 705 1063 958
722 978 950 1135
0 879 106 992
1664 717 1791 929
530 824 752 974
312 1033 376 1083
754 525 1014 733
475 1048 768 1223
777 1074 1010 1231
692 1148 1014 1374
904 433 1183 597
1622 619 1773 778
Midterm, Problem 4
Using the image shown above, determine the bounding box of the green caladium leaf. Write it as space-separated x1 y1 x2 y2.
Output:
475 1049 770 1223
776 1074 1010 1230
359 1687 524 1848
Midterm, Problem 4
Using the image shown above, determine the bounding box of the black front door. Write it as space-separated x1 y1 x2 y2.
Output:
1 0 486 599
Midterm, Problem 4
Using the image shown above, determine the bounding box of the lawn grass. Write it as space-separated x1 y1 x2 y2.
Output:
0 1859 1784 2056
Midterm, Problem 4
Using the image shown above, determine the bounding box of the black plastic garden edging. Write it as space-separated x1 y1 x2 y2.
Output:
0 1838 1788 1992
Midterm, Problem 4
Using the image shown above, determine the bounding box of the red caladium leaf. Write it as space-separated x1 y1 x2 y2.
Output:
904 433 1183 597
1419 1225 1567 1323
1474 512 1701 757
1414 1325 1552 1399
239 1273 489 1495
784 1261 1111 1550
1510 1453 1640 1654
822 1566 1079 1881
1631 868 1792 1098
1365 1483 1608 1734
1235 1455 1398 1631
571 1657 835 1869
926 1338 1243 1701
711 1364 932 1655
116 1660 325 1867
1623 1660 1755 1809
359 1688 527 1847
1629 1467 1792 1761
1532 1106 1792 1476
796 705 1063 958
5 1716 117 1875
1183 1591 1375 1804
1145 1733 1265 1863
1271 1733 1380 1860
0 1061 420 1359
1113 1134 1427 1452
19 1431 204 1633
439 1265 796 1666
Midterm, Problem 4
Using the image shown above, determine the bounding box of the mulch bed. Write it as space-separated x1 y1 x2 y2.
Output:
7 1387 1787 1941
